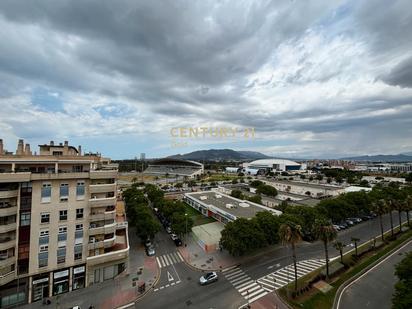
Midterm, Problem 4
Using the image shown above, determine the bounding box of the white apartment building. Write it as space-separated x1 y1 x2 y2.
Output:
0 139 129 307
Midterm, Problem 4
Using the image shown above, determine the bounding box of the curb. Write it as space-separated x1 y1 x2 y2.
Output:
177 247 235 273
332 234 412 309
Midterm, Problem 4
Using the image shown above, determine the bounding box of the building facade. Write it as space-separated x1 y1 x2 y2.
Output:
0 139 129 307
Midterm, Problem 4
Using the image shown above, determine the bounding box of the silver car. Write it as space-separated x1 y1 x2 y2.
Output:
199 272 218 285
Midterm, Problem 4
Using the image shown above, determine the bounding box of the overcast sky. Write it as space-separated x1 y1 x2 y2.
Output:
0 0 411 159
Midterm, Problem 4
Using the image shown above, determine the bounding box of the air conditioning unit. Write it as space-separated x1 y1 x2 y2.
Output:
90 237 95 243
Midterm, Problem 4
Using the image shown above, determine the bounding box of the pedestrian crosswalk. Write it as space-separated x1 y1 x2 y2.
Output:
222 266 268 304
257 259 325 292
156 252 184 268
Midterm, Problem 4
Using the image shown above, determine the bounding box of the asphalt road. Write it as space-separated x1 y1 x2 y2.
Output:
239 212 409 281
135 211 410 309
337 238 412 309
136 229 243 309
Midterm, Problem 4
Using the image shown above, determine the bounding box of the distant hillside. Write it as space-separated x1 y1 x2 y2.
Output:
169 149 269 161
340 154 412 162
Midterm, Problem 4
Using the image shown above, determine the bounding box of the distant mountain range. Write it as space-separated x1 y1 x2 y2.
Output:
168 149 270 161
340 154 412 162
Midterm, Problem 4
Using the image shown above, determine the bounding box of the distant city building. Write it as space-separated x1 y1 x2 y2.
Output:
243 159 307 173
144 158 204 178
184 190 281 224
262 179 344 198
0 139 128 306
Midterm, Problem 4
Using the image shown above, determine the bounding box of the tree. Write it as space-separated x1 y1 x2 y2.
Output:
246 194 262 205
334 241 345 263
279 222 303 292
230 189 244 199
392 199 404 233
405 195 412 227
256 184 278 197
250 180 263 188
220 218 267 256
351 237 360 256
314 220 337 279
392 251 412 309
134 206 161 241
388 199 395 237
359 179 370 187
316 174 323 181
405 173 412 183
372 199 388 241
327 177 332 184
255 211 280 245
171 212 193 237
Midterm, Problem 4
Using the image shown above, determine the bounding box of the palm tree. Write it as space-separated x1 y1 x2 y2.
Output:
351 237 360 256
279 222 303 293
392 199 404 233
405 195 412 227
333 241 345 264
315 221 337 279
372 199 387 241
388 199 396 237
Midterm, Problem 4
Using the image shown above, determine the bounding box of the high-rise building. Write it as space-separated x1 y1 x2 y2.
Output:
0 139 129 306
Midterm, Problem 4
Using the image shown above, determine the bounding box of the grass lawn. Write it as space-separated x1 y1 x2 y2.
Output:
183 203 216 226
279 226 412 309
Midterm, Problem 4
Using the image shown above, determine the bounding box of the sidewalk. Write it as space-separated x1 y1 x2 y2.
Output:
245 291 290 309
21 228 159 309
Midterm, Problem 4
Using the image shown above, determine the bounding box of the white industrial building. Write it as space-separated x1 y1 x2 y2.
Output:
243 159 306 173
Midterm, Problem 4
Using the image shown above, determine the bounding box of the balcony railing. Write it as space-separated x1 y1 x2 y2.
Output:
90 170 117 179
0 190 19 199
89 210 116 222
0 255 16 268
89 183 116 194
0 238 16 251
31 172 89 181
87 235 116 250
0 173 31 183
0 269 16 286
0 223 17 234
89 196 117 208
88 222 116 236
0 206 17 217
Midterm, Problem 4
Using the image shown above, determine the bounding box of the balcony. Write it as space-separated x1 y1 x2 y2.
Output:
88 222 116 236
87 233 129 266
89 196 116 208
89 210 116 222
0 269 16 286
0 173 31 183
89 183 116 194
0 189 18 199
0 206 17 217
0 238 16 251
31 172 89 181
0 223 17 234
88 235 116 250
90 170 117 180
0 256 16 268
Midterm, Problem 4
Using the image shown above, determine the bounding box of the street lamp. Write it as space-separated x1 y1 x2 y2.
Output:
185 213 188 246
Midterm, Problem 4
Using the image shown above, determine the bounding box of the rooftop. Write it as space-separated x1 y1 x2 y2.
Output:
265 179 344 191
185 191 281 219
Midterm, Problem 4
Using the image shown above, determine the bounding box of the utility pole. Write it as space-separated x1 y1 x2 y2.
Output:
140 153 145 182
185 213 188 246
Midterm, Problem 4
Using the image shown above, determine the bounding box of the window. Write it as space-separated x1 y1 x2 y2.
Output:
41 183 51 203
57 246 66 264
76 208 84 219
20 212 31 226
74 245 83 260
39 245 48 252
75 224 83 230
76 181 85 199
58 226 67 242
39 230 49 245
40 213 50 224
60 183 69 201
21 182 32 193
59 210 67 221
38 252 48 267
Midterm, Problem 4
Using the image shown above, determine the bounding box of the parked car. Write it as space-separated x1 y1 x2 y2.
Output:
171 233 178 241
332 224 341 231
339 222 348 229
345 219 354 226
199 272 218 285
174 238 182 246
166 226 172 234
349 217 362 223
146 245 155 256
145 239 152 248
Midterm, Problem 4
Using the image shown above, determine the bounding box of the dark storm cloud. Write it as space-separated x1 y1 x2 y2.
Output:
382 56 412 88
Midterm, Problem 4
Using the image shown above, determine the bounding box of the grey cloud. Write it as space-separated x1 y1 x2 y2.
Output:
382 56 412 88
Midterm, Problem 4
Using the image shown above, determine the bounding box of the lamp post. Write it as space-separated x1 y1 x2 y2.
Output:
185 213 188 246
